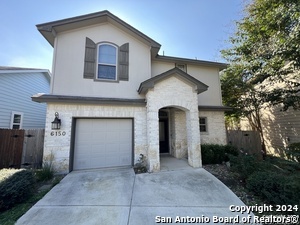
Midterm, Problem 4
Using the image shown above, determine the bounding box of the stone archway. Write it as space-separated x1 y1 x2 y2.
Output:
143 74 203 172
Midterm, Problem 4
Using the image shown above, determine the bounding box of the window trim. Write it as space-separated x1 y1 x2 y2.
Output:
10 111 23 129
96 42 118 81
199 117 208 133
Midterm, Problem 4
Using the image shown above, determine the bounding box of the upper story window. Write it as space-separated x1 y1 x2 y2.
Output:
97 44 117 80
83 37 129 82
10 112 23 129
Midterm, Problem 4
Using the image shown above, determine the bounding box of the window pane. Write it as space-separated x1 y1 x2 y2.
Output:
13 114 21 123
199 118 206 124
98 45 116 64
98 65 116 79
200 125 206 132
13 124 20 129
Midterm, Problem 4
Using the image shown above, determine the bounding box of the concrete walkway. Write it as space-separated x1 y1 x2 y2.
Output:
17 157 252 225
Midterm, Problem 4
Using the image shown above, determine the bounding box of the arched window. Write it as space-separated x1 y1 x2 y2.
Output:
83 38 129 81
97 43 117 80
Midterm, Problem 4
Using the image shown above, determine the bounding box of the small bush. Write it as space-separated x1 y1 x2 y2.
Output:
246 172 300 206
134 154 147 174
36 152 55 181
286 142 300 162
35 167 54 182
201 144 238 164
0 169 36 211
229 154 261 180
266 155 300 172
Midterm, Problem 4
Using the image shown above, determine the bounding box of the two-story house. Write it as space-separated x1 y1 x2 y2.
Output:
33 11 229 173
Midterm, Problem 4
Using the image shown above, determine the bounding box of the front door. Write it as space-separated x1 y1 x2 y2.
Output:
159 119 169 153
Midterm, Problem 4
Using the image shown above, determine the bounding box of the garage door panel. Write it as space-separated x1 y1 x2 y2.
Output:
105 131 118 140
73 119 132 170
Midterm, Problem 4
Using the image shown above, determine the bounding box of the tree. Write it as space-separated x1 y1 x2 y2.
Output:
221 0 300 155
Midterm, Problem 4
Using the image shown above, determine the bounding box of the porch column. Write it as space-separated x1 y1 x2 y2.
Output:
146 110 160 172
186 109 202 168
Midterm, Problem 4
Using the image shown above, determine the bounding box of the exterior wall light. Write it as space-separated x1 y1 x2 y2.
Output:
51 112 61 130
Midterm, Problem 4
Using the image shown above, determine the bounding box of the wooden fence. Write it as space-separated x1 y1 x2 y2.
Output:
0 129 44 169
227 130 262 156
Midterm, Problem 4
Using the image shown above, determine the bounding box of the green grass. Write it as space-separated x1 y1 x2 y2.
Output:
0 189 50 225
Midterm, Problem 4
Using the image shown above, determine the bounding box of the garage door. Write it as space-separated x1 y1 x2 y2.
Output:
73 119 132 170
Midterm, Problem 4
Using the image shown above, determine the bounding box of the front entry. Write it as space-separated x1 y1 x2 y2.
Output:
159 119 169 153
159 110 169 153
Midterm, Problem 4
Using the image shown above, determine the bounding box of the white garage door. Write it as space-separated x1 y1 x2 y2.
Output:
73 119 132 170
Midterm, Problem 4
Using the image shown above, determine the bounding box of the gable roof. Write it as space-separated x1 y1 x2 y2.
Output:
36 10 161 57
138 67 208 94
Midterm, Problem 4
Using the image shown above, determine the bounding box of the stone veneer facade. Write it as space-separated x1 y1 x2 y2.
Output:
44 103 147 174
43 76 227 173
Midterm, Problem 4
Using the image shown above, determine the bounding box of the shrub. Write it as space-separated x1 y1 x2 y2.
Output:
229 154 261 180
266 155 300 173
36 152 55 181
35 166 54 182
246 171 300 206
0 169 36 211
134 154 147 174
286 142 300 162
201 144 238 164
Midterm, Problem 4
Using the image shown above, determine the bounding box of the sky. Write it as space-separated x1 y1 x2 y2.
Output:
0 0 245 72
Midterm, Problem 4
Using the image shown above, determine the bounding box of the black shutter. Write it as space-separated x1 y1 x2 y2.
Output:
118 43 129 81
83 37 96 79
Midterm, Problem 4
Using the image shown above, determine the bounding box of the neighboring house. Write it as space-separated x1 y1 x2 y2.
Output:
0 67 50 129
240 105 300 156
255 105 299 156
240 67 300 156
33 11 230 173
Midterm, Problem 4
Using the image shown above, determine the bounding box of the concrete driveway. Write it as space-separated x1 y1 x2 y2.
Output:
17 159 252 225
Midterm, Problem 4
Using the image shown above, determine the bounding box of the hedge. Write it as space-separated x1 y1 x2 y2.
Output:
0 169 36 211
201 144 238 164
246 171 300 206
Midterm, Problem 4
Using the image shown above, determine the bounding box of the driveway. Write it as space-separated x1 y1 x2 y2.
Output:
17 159 252 225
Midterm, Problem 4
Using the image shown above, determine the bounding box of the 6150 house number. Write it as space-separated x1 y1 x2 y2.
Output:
51 131 66 136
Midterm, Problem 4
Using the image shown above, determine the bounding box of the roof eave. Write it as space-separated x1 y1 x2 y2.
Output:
32 94 146 106
36 10 161 50
155 55 228 71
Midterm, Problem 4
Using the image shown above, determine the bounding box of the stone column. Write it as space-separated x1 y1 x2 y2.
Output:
186 109 202 168
146 109 160 172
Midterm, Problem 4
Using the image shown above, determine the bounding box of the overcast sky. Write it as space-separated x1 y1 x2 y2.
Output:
0 0 245 72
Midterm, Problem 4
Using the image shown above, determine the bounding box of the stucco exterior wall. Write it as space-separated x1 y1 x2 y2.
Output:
151 61 223 106
198 111 227 145
43 103 147 173
51 23 151 99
